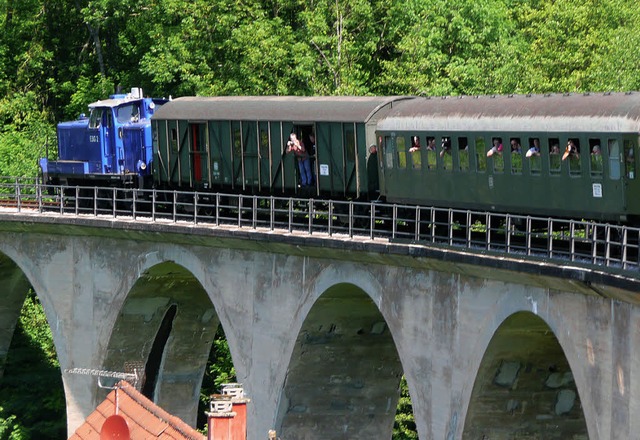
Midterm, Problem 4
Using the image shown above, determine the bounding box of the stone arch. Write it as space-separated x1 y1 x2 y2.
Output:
0 247 67 437
275 270 404 440
462 310 588 439
101 260 222 427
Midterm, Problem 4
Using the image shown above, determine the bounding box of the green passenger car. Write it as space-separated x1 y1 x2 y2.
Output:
151 96 407 200
376 93 640 222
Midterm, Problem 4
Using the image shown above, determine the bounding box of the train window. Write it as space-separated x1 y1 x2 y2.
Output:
475 137 486 172
491 137 504 173
89 108 103 129
385 136 393 168
233 127 242 156
170 128 178 152
409 135 421 169
624 140 635 179
458 137 469 172
567 138 581 176
396 136 407 169
549 138 561 175
441 137 452 171
259 127 269 158
608 139 621 180
345 128 356 162
510 137 522 174
527 138 541 175
116 103 140 123
588 138 603 177
426 137 436 170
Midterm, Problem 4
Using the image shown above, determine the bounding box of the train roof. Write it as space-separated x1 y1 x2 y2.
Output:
377 92 640 133
152 96 410 123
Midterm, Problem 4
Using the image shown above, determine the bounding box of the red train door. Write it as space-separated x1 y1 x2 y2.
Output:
190 123 207 185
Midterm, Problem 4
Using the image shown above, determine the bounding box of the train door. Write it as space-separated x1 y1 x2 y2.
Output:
316 122 345 197
242 121 259 192
258 122 271 191
208 121 230 188
189 123 208 188
95 108 117 174
269 122 286 193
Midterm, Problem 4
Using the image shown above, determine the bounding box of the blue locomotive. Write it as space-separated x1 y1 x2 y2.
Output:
39 88 168 189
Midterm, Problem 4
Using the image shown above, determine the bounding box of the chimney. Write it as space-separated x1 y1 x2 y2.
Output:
207 383 250 440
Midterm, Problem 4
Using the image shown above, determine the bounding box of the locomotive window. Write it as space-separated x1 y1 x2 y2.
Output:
608 139 620 180
396 136 407 169
116 104 140 123
588 138 603 177
510 138 522 174
457 137 469 172
89 108 103 129
475 137 486 172
624 140 635 179
527 138 541 175
549 138 561 175
491 137 504 173
567 138 581 176
441 137 452 171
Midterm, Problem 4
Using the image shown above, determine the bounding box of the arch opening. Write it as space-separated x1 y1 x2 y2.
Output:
462 311 587 439
102 261 228 429
277 283 407 439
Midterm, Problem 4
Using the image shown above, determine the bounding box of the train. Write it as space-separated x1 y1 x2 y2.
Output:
40 90 640 223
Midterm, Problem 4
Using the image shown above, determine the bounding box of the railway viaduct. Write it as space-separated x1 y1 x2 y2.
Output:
0 210 638 440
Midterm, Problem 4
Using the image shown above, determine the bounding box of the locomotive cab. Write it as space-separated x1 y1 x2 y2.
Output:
39 88 168 190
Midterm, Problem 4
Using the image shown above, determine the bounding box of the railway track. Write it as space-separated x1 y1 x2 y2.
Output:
0 183 637 273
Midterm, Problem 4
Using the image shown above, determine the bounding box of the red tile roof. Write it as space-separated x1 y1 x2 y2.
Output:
69 381 205 440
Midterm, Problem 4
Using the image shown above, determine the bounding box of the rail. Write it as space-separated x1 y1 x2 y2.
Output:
0 178 638 274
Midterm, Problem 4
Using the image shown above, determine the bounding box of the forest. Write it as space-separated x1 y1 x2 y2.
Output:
0 0 638 438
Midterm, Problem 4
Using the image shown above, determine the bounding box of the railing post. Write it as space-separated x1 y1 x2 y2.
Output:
112 187 116 218
269 196 274 231
16 182 21 212
172 191 177 223
348 201 353 238
308 199 313 235
93 187 98 217
132 189 137 221
194 192 199 225
328 201 333 236
215 193 220 226
369 201 375 240
152 189 157 221
288 198 293 233
253 195 258 229
75 186 80 216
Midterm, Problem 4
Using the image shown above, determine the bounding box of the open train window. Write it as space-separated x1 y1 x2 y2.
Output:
475 137 486 172
510 137 522 174
567 138 581 176
527 138 541 175
588 138 603 177
491 137 504 173
441 137 452 171
426 136 436 170
410 135 421 169
396 136 407 169
549 138 561 175
624 140 635 179
608 139 620 180
457 137 469 172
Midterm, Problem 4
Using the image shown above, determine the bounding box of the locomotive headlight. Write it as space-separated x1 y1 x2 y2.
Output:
137 160 147 171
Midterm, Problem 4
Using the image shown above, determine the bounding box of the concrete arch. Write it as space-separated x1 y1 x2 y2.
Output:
462 304 588 439
101 257 221 427
275 265 404 440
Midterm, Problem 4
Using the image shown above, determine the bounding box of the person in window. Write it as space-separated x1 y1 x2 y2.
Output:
510 139 522 154
550 144 560 155
409 136 421 152
425 138 436 151
562 140 579 160
526 139 541 158
439 137 451 157
487 138 503 157
286 133 312 187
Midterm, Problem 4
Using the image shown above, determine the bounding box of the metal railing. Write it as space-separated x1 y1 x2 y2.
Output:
0 179 638 274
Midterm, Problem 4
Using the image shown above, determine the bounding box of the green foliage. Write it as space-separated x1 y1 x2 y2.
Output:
0 290 65 440
393 376 418 439
197 326 237 430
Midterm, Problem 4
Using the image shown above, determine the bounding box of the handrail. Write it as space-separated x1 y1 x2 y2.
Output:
0 181 637 275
